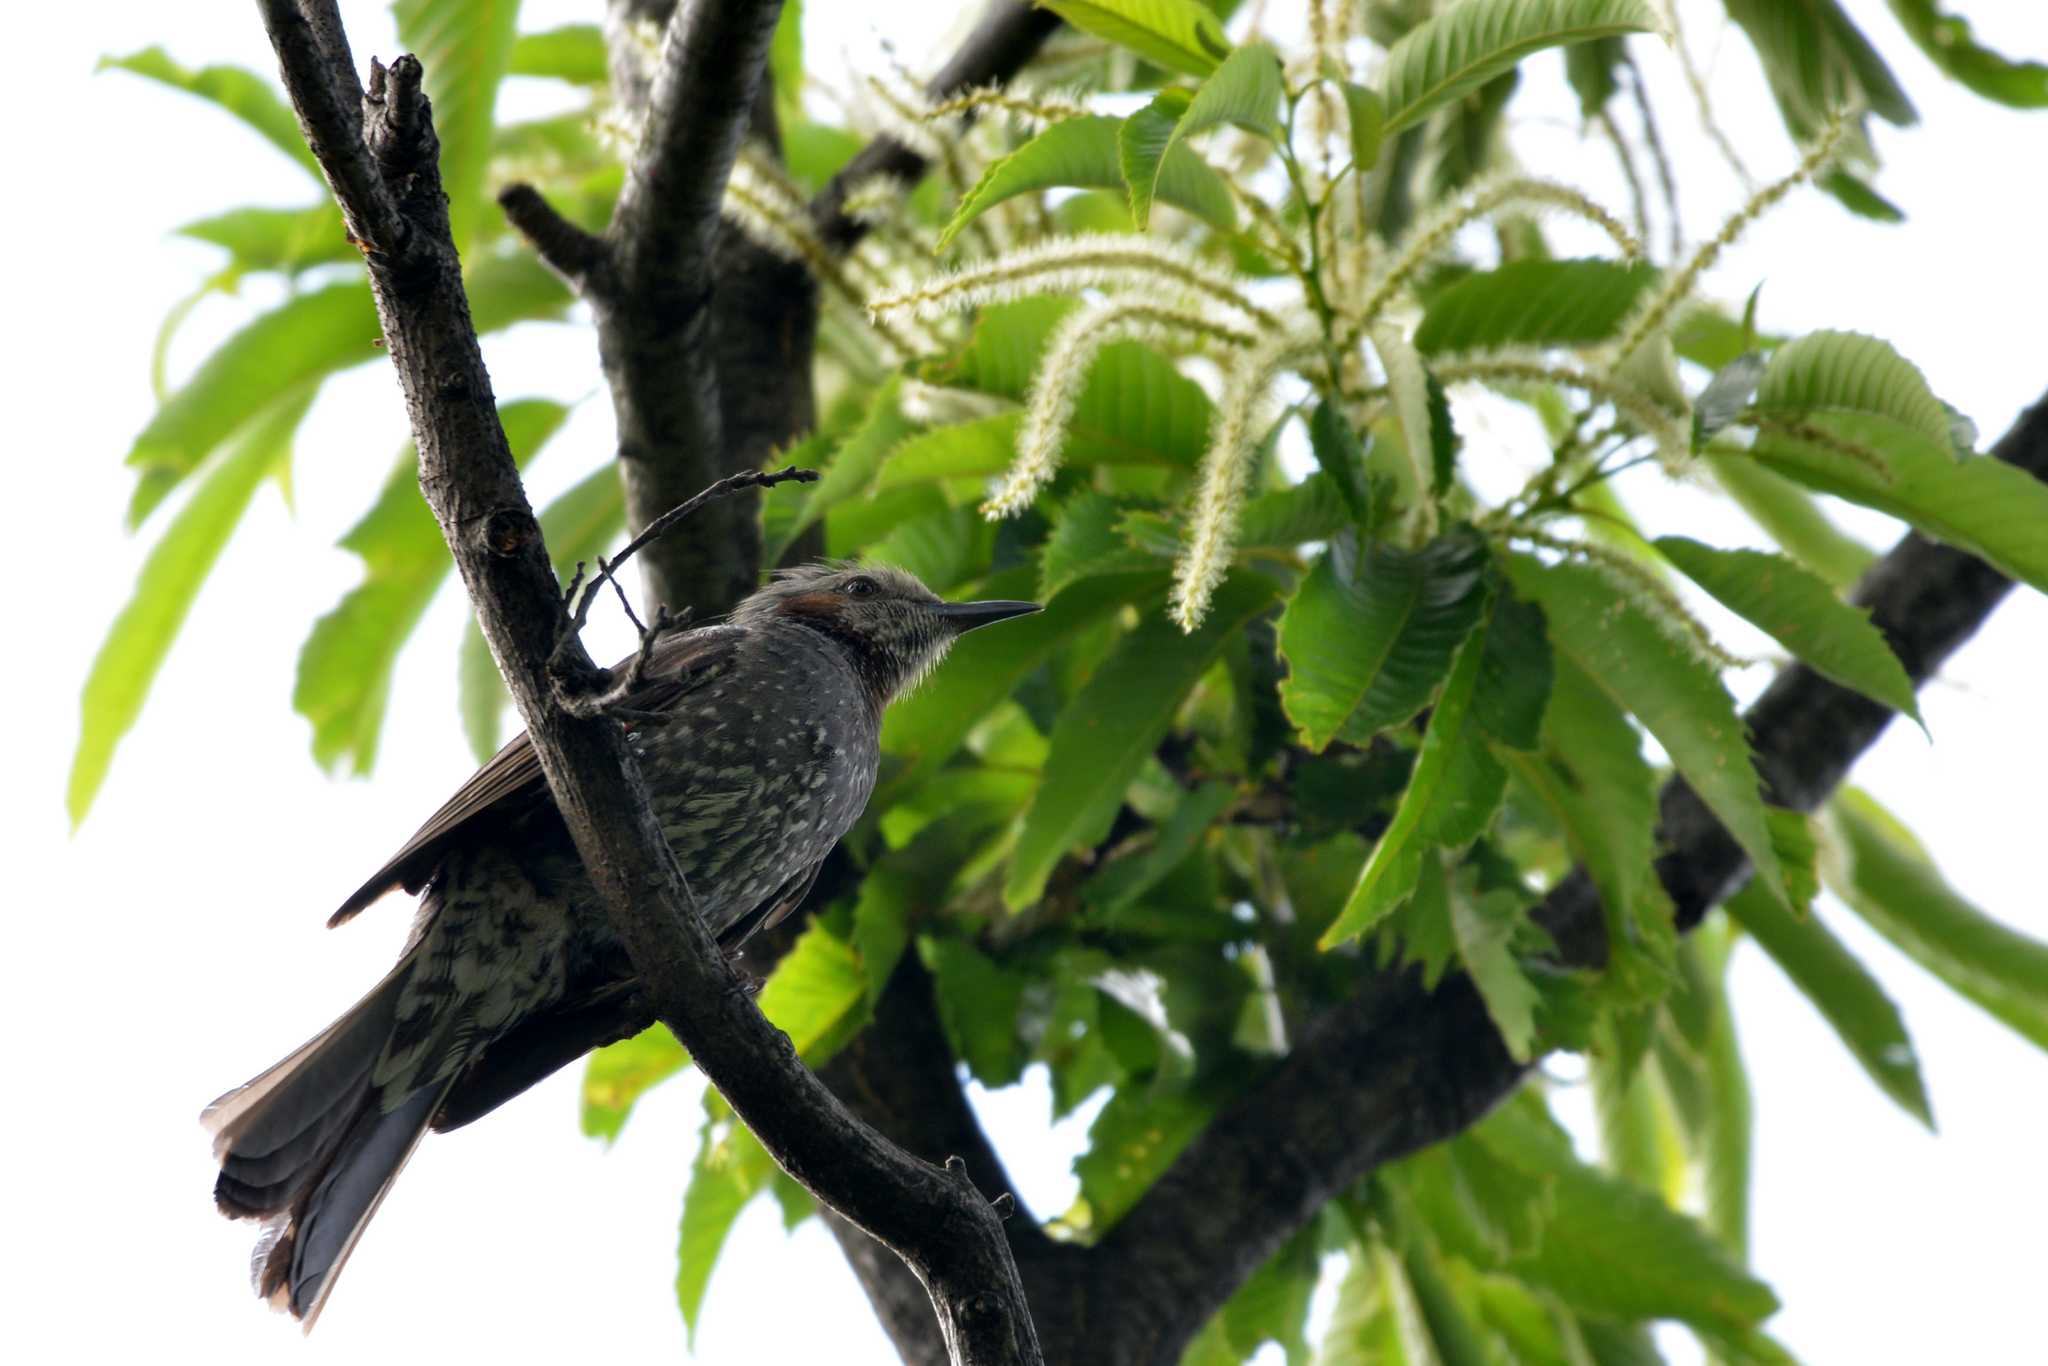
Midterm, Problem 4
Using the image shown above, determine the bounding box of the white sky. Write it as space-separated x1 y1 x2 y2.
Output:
7 3 2048 1363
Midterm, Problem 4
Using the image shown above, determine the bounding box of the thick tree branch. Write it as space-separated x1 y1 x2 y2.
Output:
259 7 1040 1362
1085 394 2048 1365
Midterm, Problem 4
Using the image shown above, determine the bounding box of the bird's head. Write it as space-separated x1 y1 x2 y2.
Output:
733 562 1040 705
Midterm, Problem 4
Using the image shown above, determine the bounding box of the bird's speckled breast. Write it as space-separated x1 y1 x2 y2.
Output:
630 620 880 934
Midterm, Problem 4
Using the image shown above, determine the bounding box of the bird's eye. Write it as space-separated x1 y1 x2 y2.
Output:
844 575 879 599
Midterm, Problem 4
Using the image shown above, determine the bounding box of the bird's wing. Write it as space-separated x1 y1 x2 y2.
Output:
327 625 745 926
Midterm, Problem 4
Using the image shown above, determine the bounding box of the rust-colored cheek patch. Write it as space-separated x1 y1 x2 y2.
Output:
774 591 846 623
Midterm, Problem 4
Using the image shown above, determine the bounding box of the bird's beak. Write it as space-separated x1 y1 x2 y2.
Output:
932 599 1043 633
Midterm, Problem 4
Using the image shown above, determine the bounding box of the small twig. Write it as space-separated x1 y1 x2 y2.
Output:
573 464 818 626
547 466 817 717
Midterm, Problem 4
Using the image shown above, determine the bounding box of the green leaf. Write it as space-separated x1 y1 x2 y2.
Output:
1705 451 1876 591
769 1 805 115
176 203 353 277
1506 553 1789 911
508 23 608 84
937 115 1236 251
676 1110 780 1343
70 390 314 825
296 400 568 774
1723 880 1932 1127
394 0 521 251
880 568 1160 800
1321 616 1491 948
1121 43 1284 227
1071 1086 1211 1231
1278 527 1490 752
1652 536 1919 724
927 938 1030 1085
1415 259 1657 356
1689 923 1757 1262
1499 656 1672 980
1471 581 1551 749
1471 1097 1779 1333
457 614 504 764
1082 780 1236 916
1828 790 2048 1055
100 48 320 179
1038 0 1233 77
1378 0 1659 135
1724 0 1916 138
1040 493 1160 600
1006 573 1278 908
1887 1 2048 107
1744 332 2048 594
1338 82 1387 173
851 867 912 1006
581 1025 689 1142
1454 887 1543 1061
126 283 378 525
1565 34 1626 115
765 376 917 563
1220 1228 1320 1362
1308 401 1375 521
756 919 870 1066
1235 473 1357 550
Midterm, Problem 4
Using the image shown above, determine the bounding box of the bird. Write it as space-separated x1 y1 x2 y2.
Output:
202 561 1040 1327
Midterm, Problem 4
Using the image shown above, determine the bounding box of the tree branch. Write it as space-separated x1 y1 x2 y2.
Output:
1085 394 2048 1365
259 6 1041 1361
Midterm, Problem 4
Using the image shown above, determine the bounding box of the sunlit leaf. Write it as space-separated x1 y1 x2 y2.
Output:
100 47 320 179
509 23 607 84
581 1025 689 1142
1454 886 1543 1061
1705 451 1876 591
394 0 521 250
1828 790 2048 1055
928 937 1030 1085
1723 880 1932 1127
1071 1086 1211 1231
70 389 314 825
176 203 353 277
937 115 1236 251
1887 1 2048 108
676 1109 779 1342
1039 0 1233 78
1652 536 1918 724
1121 42 1283 226
1379 0 1659 135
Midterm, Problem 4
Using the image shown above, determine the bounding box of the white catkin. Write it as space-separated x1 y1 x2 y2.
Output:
1171 329 1304 630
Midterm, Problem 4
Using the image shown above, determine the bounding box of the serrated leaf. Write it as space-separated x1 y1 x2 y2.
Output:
1278 527 1490 752
1454 888 1543 1061
1006 574 1278 907
1725 0 1915 138
1321 616 1491 948
176 203 353 277
1236 473 1356 549
509 23 608 84
1888 1 2048 107
1723 880 1932 1127
1743 332 2048 594
1040 0 1233 77
1121 43 1284 227
1082 780 1235 915
1379 0 1658 135
394 0 520 251
937 115 1236 251
1506 553 1789 911
581 1025 690 1142
1471 1097 1779 1333
1417 258 1659 357
296 400 568 774
69 389 314 826
1705 451 1876 590
851 867 911 1005
764 376 916 563
881 567 1161 800
1652 536 1919 724
1308 401 1375 521
1471 585 1551 749
1829 789 2048 1055
100 48 320 180
1040 493 1161 599
1565 33 1626 115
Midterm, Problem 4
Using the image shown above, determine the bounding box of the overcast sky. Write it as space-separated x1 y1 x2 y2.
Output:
9 3 2048 1364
